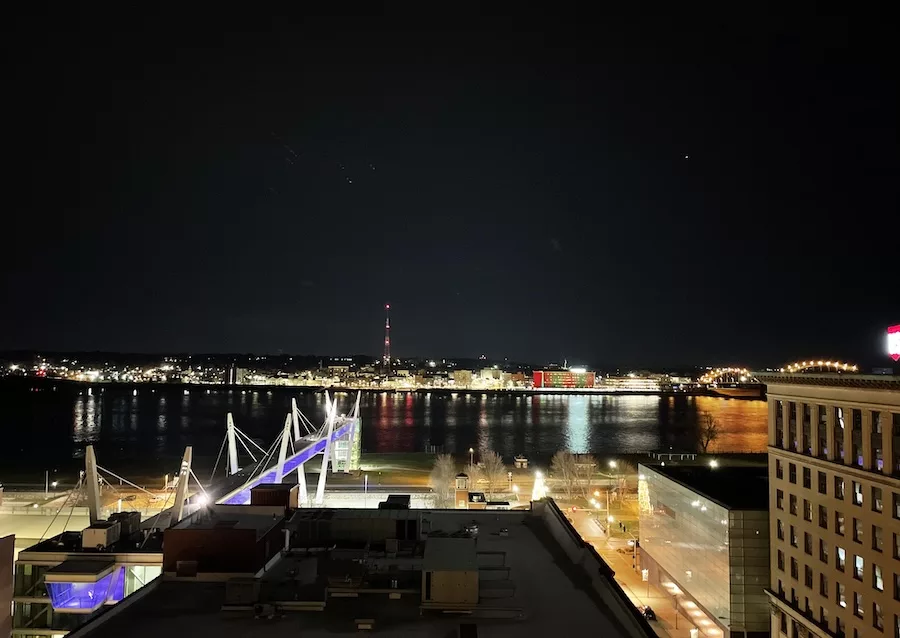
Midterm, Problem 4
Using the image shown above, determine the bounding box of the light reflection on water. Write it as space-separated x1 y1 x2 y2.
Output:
8 386 767 474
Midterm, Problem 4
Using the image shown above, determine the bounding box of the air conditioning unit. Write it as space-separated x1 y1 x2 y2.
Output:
82 521 121 549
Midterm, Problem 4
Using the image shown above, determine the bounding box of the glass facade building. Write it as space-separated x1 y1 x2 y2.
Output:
638 464 770 638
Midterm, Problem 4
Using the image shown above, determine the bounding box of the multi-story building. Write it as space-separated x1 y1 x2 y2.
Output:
762 372 900 638
638 463 771 638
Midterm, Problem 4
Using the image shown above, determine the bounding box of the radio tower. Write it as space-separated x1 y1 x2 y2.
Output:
383 303 391 376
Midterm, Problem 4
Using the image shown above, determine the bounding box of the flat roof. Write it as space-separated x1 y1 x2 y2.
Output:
640 464 768 510
71 510 646 638
19 530 164 557
423 537 478 571
46 559 115 575
171 511 282 541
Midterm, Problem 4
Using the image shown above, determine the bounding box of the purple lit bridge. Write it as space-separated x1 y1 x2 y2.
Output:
215 391 361 506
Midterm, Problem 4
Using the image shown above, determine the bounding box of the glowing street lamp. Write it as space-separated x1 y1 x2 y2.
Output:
468 447 474 465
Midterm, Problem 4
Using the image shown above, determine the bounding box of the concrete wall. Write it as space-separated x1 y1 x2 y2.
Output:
533 500 654 638
424 569 478 604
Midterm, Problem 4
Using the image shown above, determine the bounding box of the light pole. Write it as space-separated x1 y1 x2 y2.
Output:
468 448 474 466
45 470 49 497
512 485 519 502
364 474 368 508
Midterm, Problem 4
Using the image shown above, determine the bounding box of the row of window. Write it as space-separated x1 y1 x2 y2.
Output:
775 493 891 553
776 546 898 600
776 580 898 635
774 459 900 518
773 401 900 476
776 517 900 564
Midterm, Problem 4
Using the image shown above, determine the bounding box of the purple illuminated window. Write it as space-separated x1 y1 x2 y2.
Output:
46 568 122 612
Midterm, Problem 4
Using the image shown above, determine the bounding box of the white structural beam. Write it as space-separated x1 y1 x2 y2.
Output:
226 413 239 476
296 463 308 505
274 414 292 484
173 446 193 524
85 445 102 524
291 399 301 441
314 399 337 505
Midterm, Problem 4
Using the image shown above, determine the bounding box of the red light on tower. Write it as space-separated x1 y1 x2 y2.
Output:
888 325 900 362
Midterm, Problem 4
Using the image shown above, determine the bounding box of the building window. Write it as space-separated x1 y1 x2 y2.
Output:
818 470 827 494
820 573 829 597
894 572 899 601
873 487 883 512
851 409 863 467
836 407 846 460
775 459 783 479
835 476 845 500
894 533 899 559
777 519 784 540
873 525 883 552
777 489 784 509
854 592 863 618
805 565 813 588
803 404 812 454
804 499 813 521
805 532 813 555
837 546 846 571
873 563 883 592
873 602 884 631
853 518 863 544
818 406 828 458
790 402 798 451
789 463 797 484
820 606 828 626
892 413 900 475
836 511 846 535
775 400 784 448
872 411 884 472
777 549 785 571
780 610 787 634
893 492 900 520
836 616 845 638
852 481 863 506
820 539 829 564
854 555 864 581
790 494 798 515
803 466 811 488
819 504 828 528
791 525 798 548
838 582 847 607
791 557 799 579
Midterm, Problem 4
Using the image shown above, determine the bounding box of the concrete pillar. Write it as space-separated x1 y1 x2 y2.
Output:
825 405 836 461
810 404 820 457
861 410 873 470
796 401 805 453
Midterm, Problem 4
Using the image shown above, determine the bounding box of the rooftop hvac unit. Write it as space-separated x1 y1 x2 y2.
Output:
82 521 121 550
108 511 142 538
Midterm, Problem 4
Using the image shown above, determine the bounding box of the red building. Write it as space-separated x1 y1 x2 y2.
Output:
532 370 596 388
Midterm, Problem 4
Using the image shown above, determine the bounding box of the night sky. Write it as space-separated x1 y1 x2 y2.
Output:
3 9 898 368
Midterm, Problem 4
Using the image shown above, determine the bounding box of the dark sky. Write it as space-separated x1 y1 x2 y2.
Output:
3 8 898 368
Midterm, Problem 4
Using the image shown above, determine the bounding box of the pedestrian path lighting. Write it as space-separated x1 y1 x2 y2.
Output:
532 471 548 500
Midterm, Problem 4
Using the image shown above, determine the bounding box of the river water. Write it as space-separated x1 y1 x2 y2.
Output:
0 383 767 482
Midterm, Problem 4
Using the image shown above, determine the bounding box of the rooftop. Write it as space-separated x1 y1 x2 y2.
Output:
69 509 651 638
755 371 900 390
423 536 478 571
641 464 769 510
171 508 283 541
19 530 164 557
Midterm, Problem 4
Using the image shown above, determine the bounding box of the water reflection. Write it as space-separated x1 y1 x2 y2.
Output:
39 387 770 473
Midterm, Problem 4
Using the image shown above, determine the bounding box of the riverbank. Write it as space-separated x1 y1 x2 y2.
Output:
0 376 764 399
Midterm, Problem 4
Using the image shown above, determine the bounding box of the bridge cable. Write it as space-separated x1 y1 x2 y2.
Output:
209 436 227 482
38 473 84 542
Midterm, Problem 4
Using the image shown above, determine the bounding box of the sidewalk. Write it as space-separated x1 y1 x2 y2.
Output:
569 510 697 638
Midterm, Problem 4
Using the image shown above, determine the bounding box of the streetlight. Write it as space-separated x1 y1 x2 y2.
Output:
709 459 719 468
468 448 474 465
51 481 58 490
512 484 519 501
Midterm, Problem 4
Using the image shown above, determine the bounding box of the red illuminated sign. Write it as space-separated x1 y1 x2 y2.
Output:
888 325 900 362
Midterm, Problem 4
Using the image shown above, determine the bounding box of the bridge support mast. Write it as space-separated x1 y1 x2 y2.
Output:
173 446 193 524
226 413 239 476
314 397 336 505
274 414 292 484
291 399 308 504
85 445 102 524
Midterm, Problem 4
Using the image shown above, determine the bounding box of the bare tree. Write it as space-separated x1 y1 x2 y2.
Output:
573 454 599 499
551 451 578 498
480 450 507 498
429 454 457 508
699 411 720 453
